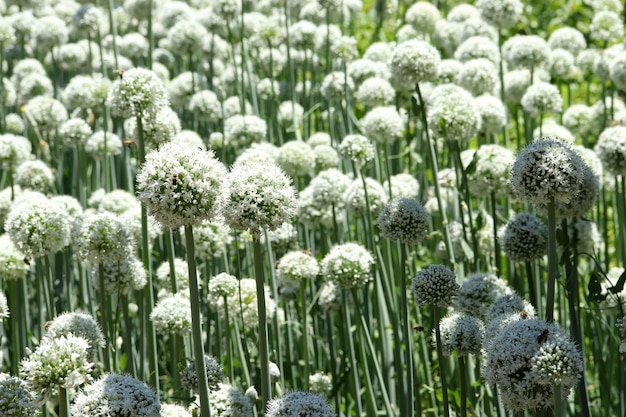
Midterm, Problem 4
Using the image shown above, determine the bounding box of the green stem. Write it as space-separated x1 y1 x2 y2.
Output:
433 305 450 417
300 280 310 390
98 262 111 372
342 290 363 416
59 387 70 417
400 244 415 417
253 237 272 407
545 199 557 323
185 225 212 417
223 295 235 383
459 356 468 417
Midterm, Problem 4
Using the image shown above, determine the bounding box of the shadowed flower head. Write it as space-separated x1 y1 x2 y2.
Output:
266 391 333 417
0 374 38 417
455 273 512 320
45 311 104 359
136 142 228 230
438 312 485 356
180 355 224 393
76 211 135 264
500 213 548 262
412 264 459 307
378 197 429 245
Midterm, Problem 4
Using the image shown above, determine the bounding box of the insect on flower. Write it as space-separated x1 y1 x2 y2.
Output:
537 329 549 344
117 69 125 79
171 173 178 186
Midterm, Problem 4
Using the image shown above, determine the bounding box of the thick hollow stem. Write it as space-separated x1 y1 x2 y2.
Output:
253 237 272 407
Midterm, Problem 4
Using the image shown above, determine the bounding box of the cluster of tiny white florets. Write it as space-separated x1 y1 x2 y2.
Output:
510 138 598 217
389 39 441 86
339 134 375 169
180 355 224 393
224 115 268 147
412 264 459 307
321 242 374 289
0 234 29 281
438 312 485 356
520 82 563 116
466 144 515 198
359 106 405 145
92 255 147 295
137 142 228 230
202 382 254 417
456 58 499 96
151 293 192 335
276 251 320 286
378 197 430 245
483 319 583 411
428 88 482 142
210 278 276 329
20 335 93 397
454 273 512 320
265 391 334 417
76 211 134 264
45 311 104 358
594 126 626 177
277 140 316 178
500 213 548 262
0 373 38 417
107 67 169 119
14 160 54 193
502 35 550 69
71 373 161 417
476 0 522 28
474 94 507 135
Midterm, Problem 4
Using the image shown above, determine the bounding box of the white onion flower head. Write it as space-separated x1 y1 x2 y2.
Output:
220 278 276 329
85 131 123 159
483 319 583 411
161 403 191 417
136 142 228 230
520 82 563 116
70 373 161 417
224 115 268 147
562 104 594 137
31 15 68 52
466 144 515 198
339 134 375 169
189 90 221 123
594 125 626 176
0 290 7 319
98 189 139 215
321 242 374 289
347 59 390 86
193 220 233 259
378 197 429 245
266 391 333 417
223 162 296 239
331 35 358 62
499 213 548 262
0 234 30 281
59 118 92 148
404 1 441 34
533 121 575 145
0 373 37 417
151 293 192 335
276 251 320 285
476 0 522 29
92 254 147 295
320 71 354 101
438 312 485 356
458 17 498 44
437 59 463 84
313 145 340 172
548 27 587 56
155 258 189 292
0 134 31 170
309 373 332 395
356 77 395 107
502 35 550 69
359 106 404 145
427 89 482 142
76 211 134 264
433 21 462 56
204 382 253 417
503 69 532 105
5 113 25 135
167 20 207 55
128 106 181 149
309 168 352 207
384 173 420 199
277 140 316 178
487 293 536 319
14 160 54 193
590 10 623 43
547 48 576 81
474 94 507 135
454 36 500 65
455 273 512 320
456 58 499 96
363 42 393 62
389 40 440 85
23 96 68 135
6 199 70 259
20 335 93 396
107 67 169 119
207 272 238 302
44 311 104 358
609 51 626 90
412 264 459 307
510 138 599 216
344 177 389 216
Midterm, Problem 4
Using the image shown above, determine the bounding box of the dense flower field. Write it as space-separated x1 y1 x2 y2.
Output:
0 0 625 416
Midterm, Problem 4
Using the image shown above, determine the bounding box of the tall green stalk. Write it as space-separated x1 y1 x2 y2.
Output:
400 244 415 417
432 305 450 417
253 237 272 408
185 225 212 417
545 199 558 323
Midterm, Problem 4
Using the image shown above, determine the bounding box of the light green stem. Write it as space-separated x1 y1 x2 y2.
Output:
185 225 212 417
253 237 272 407
59 387 70 417
400 245 415 417
433 306 450 417
546 199 557 323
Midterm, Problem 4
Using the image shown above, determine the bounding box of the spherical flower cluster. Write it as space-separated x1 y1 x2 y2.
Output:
590 11 622 43
404 1 441 34
71 373 161 417
207 272 238 304
437 59 463 84
389 40 440 85
31 15 68 52
359 106 404 145
92 255 147 295
474 94 507 135
0 374 38 417
411 264 459 307
0 234 29 281
320 71 354 101
454 36 500 65
261 222 298 255
193 219 233 259
458 17 498 44
14 160 54 193
520 82 563 116
59 118 92 148
428 89 482 142
276 251 320 287
212 278 276 328
0 134 31 170
457 58 498 96
204 382 254 417
309 372 332 395
339 134 375 168
20 335 93 396
265 391 333 417
562 104 593 137
533 121 575 145
347 59 390 85
548 27 587 56
378 198 429 245
476 0 522 28
467 144 515 198
5 114 25 135
454 273 511 320
297 187 335 228
321 242 374 289
85 131 122 158
189 90 221 124
510 138 599 217
355 77 395 107
313 145 340 172
223 161 296 238
224 115 268 147
438 312 485 356
500 213 548 262
6 199 71 259
277 140 316 178
180 355 224 393
161 403 191 417
23 96 68 135
594 126 626 176
343 177 389 216
45 312 104 358
483 319 583 411
128 106 181 149
0 290 7 319
96 189 139 215
107 67 169 118
502 35 550 69
151 293 192 335
137 142 227 230
76 211 134 263
486 293 536 319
